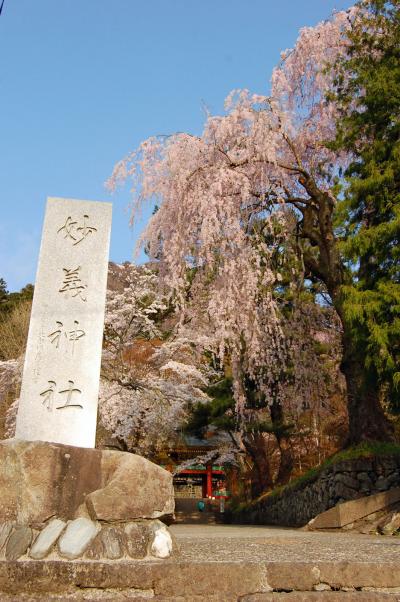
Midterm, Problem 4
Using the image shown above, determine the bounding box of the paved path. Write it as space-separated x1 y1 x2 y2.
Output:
2 524 400 601
170 523 400 563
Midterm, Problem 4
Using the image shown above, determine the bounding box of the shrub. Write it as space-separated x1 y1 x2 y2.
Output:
0 300 31 360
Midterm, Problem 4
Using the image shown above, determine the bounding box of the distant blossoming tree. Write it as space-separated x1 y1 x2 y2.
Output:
108 5 394 443
99 264 216 455
104 264 169 353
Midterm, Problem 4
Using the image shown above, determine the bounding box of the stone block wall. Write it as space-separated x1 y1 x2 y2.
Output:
232 455 400 527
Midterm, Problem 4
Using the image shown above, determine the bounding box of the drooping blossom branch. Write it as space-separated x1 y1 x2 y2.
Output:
107 9 358 418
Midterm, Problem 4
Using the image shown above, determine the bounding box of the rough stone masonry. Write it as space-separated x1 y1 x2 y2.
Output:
0 439 175 561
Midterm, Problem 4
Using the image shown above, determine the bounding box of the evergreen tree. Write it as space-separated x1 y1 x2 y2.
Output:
0 281 34 317
0 279 8 305
333 0 400 417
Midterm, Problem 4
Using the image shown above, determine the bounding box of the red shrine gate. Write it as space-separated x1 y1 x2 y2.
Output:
171 464 229 499
160 435 231 501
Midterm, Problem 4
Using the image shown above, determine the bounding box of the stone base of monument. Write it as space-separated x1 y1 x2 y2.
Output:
0 439 176 562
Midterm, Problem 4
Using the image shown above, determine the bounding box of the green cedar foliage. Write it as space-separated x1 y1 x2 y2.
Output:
333 0 400 410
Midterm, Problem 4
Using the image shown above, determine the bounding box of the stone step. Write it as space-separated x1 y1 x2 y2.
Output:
1 560 400 601
173 497 225 524
0 591 398 601
173 510 221 524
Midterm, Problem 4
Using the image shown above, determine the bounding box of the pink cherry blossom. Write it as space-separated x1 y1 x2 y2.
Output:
108 8 358 420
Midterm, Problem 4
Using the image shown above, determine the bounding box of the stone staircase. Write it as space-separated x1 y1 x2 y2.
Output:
173 497 224 524
3 523 400 599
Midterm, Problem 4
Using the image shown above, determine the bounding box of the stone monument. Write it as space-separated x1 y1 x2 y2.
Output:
15 197 112 448
0 197 175 574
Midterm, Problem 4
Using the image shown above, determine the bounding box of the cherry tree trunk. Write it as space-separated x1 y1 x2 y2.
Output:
340 331 394 444
276 439 294 485
244 433 274 498
269 400 294 485
321 250 395 445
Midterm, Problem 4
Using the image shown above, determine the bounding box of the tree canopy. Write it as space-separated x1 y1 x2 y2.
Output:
333 0 400 412
0 280 33 316
109 1 399 445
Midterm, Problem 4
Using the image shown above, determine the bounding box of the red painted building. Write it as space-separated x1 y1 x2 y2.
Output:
172 463 228 499
160 435 229 500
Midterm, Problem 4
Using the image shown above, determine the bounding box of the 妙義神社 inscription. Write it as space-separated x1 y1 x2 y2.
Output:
15 198 112 448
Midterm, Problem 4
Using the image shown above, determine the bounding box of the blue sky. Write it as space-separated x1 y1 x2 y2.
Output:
0 0 353 291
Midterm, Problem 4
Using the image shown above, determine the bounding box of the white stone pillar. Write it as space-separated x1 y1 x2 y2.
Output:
15 197 112 448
